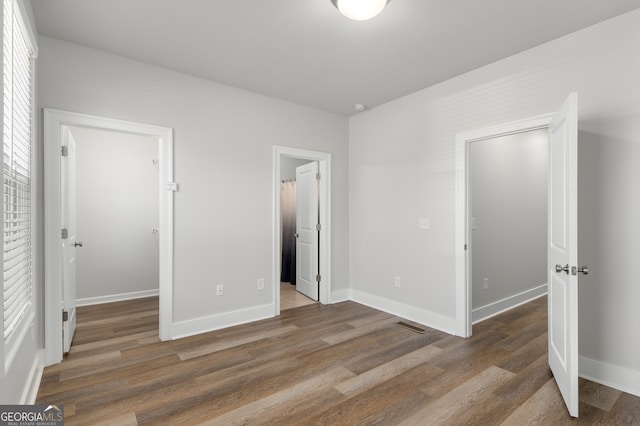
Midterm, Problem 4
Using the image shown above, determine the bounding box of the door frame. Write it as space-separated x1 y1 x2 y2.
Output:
44 109 174 365
454 113 553 337
273 146 331 315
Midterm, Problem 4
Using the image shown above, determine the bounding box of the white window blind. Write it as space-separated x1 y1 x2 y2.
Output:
3 0 34 344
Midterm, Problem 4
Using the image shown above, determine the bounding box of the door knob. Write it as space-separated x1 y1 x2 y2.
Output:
555 264 569 274
294 233 299 238
74 241 83 247
577 266 589 275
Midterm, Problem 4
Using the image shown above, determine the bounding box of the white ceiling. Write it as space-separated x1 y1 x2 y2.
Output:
31 0 640 116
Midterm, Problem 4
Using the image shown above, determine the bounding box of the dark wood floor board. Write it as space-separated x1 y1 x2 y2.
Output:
36 296 640 425
496 319 547 352
336 345 443 398
321 315 401 345
342 330 444 376
401 365 516 425
69 329 158 355
303 363 438 426
248 388 349 426
432 331 511 372
178 324 299 361
579 377 622 412
602 392 640 425
38 354 180 401
299 327 428 378
134 357 316 424
492 354 554 407
174 368 357 426
496 332 547 373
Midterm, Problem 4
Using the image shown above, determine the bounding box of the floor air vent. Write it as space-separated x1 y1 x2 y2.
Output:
397 321 427 334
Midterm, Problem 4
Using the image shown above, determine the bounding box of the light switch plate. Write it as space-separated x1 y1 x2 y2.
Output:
419 217 430 229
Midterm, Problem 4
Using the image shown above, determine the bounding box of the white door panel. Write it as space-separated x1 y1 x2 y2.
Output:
548 93 579 417
296 162 319 301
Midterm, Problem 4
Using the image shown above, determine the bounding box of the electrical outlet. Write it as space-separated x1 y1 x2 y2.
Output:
257 279 265 290
483 278 489 290
394 276 401 288
419 217 430 230
216 284 224 296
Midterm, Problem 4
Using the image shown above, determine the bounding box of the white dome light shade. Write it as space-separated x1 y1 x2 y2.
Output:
331 0 389 21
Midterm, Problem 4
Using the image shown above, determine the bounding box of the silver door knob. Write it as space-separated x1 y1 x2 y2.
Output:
555 264 569 274
294 233 299 238
577 266 589 275
74 241 84 247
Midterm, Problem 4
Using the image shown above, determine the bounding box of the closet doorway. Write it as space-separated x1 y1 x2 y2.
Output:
44 109 174 365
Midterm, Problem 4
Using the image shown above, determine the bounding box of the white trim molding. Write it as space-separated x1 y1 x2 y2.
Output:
171 304 274 340
580 356 640 397
21 349 44 404
350 289 458 336
472 284 547 324
44 109 174 365
76 289 160 307
273 146 332 315
330 289 351 304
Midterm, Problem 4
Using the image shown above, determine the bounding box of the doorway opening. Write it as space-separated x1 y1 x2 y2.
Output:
468 128 549 324
457 94 581 417
279 157 318 310
273 146 331 315
69 125 160 307
455 113 553 337
44 109 174 366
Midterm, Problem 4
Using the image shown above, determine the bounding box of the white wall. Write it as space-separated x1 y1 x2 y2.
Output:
349 9 640 392
280 157 311 180
37 36 349 334
469 129 547 313
70 126 159 304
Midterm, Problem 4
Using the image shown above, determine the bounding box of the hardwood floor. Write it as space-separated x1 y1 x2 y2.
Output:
37 296 640 425
280 282 318 311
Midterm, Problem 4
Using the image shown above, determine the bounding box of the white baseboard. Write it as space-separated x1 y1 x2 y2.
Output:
350 289 457 335
580 356 640 397
331 289 351 304
170 304 275 340
472 284 547 324
76 289 160 307
21 349 44 404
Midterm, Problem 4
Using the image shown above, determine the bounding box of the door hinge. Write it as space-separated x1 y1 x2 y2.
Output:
316 172 321 180
464 244 467 251
316 274 321 283
316 223 321 231
62 310 69 322
61 146 68 157
61 229 69 239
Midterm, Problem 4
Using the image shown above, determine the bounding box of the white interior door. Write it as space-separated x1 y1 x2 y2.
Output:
61 128 78 353
548 93 580 417
295 162 319 301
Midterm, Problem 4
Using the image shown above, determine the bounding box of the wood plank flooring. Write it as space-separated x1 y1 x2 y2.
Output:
37 296 640 425
280 282 317 311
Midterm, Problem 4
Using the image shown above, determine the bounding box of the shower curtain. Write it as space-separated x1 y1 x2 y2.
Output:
281 180 296 284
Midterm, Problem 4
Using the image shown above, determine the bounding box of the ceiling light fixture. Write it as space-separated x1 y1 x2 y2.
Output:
330 0 390 21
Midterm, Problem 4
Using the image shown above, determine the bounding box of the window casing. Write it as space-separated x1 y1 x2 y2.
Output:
2 0 36 375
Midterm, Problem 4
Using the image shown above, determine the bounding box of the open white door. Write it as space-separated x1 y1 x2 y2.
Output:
61 128 79 353
295 162 319 301
548 93 584 417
